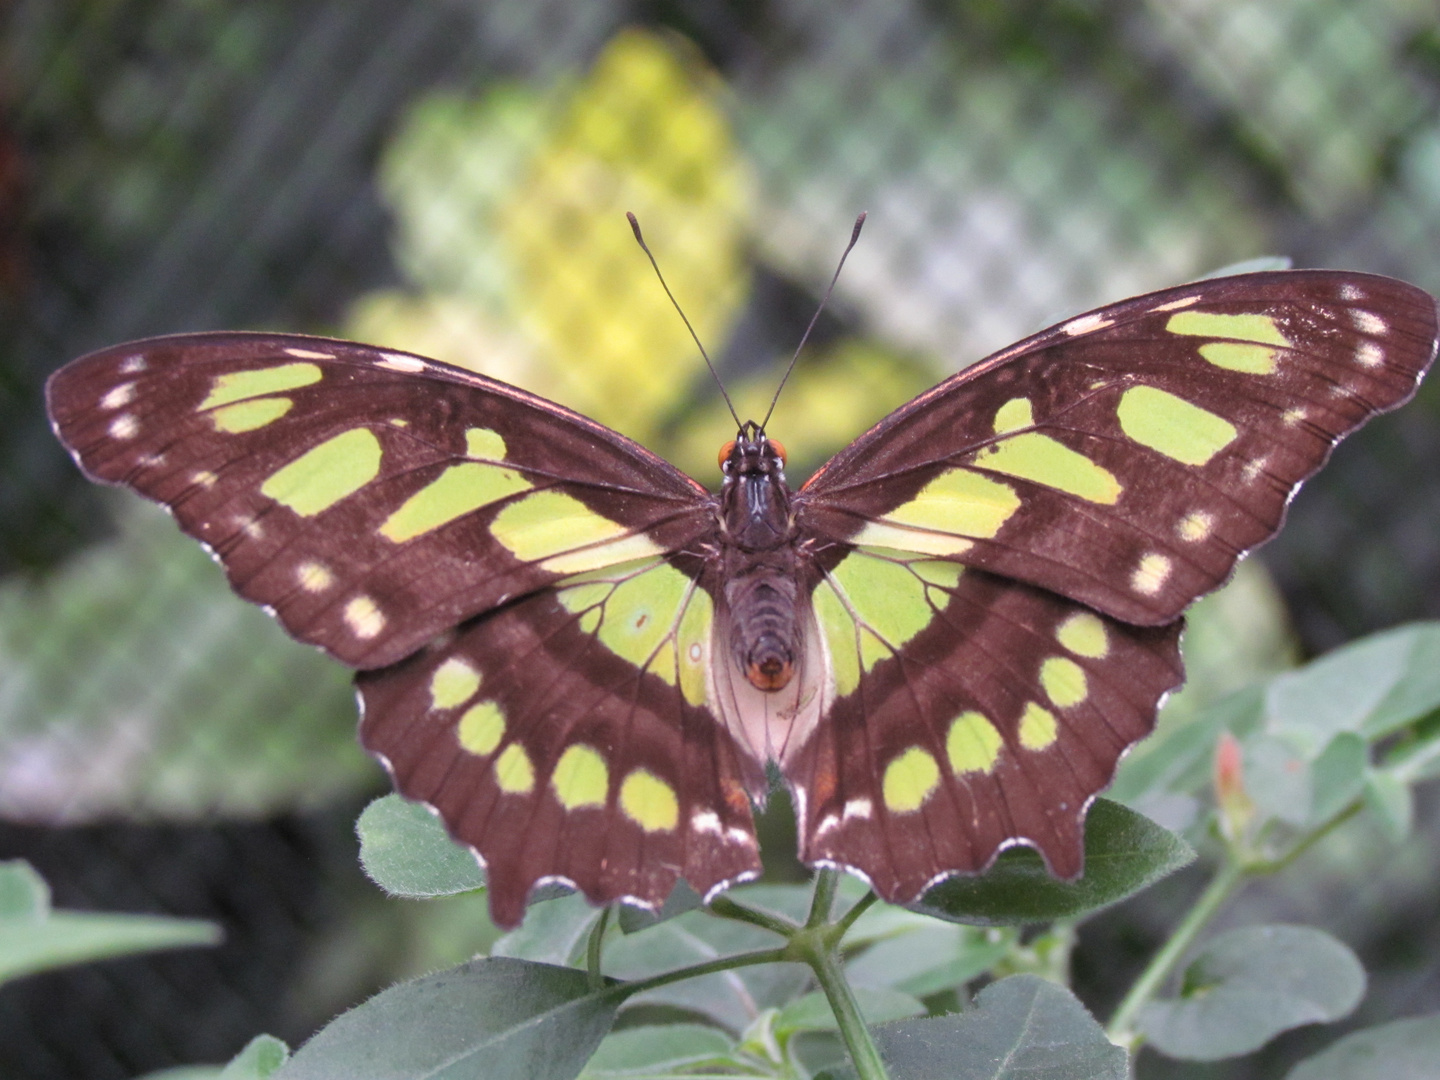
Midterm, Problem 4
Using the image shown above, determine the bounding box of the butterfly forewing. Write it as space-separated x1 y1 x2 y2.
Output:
356 555 761 925
786 549 1183 899
47 333 716 668
798 272 1438 626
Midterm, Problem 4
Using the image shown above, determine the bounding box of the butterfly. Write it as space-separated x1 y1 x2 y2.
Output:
46 269 1437 927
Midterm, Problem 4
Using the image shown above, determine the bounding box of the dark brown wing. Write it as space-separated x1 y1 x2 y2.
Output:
357 553 760 926
47 332 717 668
797 271 1437 625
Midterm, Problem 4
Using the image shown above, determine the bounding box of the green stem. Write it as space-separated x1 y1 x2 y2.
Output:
1106 857 1245 1044
807 868 840 927
610 947 790 1001
586 906 611 991
708 894 799 937
795 931 889 1080
834 890 880 939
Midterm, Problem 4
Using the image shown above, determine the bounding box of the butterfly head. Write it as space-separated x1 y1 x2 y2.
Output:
718 420 787 481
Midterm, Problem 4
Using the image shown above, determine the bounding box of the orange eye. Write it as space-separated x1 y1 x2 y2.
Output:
718 440 736 469
768 438 787 465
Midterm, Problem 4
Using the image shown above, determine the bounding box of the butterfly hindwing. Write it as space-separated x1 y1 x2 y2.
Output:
798 271 1438 625
47 333 715 668
788 547 1183 899
356 554 760 925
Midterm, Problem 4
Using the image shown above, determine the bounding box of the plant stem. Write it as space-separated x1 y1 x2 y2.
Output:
708 894 799 937
794 930 889 1080
807 867 840 927
1106 856 1244 1044
586 906 611 991
610 947 791 1001
834 890 881 939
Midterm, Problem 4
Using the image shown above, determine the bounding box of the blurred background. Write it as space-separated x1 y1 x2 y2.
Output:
2 1 1439 1077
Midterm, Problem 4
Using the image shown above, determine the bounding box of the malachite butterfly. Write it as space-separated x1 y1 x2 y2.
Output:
47 270 1437 927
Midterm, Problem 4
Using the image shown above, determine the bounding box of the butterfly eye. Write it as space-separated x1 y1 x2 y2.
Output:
768 439 787 465
718 440 736 469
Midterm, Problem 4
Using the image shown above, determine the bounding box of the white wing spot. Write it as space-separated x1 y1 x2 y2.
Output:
815 813 842 837
120 355 147 373
109 414 138 439
295 561 334 593
344 595 386 639
688 642 702 662
725 826 756 847
1355 341 1383 367
842 797 874 821
136 452 164 469
237 516 264 539
1154 295 1200 312
1242 456 1270 483
190 470 217 489
1282 407 1306 426
1177 511 1214 542
690 811 723 836
1131 552 1172 596
388 418 410 428
283 347 334 359
1061 312 1113 336
1352 310 1387 335
1340 283 1364 301
379 353 427 373
100 383 136 409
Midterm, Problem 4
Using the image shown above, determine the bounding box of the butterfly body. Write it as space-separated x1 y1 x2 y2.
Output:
46 270 1438 926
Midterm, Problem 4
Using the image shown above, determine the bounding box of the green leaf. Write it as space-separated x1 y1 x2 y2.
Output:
578 1024 733 1078
910 800 1195 926
868 975 1127 1080
775 988 925 1036
1110 684 1266 808
1286 1014 1440 1079
1138 925 1366 1061
844 920 1015 997
1364 769 1414 842
1243 733 1313 826
219 1036 291 1079
0 860 47 918
491 892 603 967
356 794 486 898
0 861 221 985
1266 623 1440 752
273 957 619 1080
1308 733 1368 826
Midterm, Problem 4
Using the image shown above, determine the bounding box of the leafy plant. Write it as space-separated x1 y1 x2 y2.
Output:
0 859 219 986
141 618 1434 1079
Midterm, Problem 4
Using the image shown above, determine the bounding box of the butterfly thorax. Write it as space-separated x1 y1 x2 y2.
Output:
718 426 802 692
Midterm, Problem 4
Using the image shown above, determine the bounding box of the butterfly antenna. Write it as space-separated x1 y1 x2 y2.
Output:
760 211 867 432
627 212 742 430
